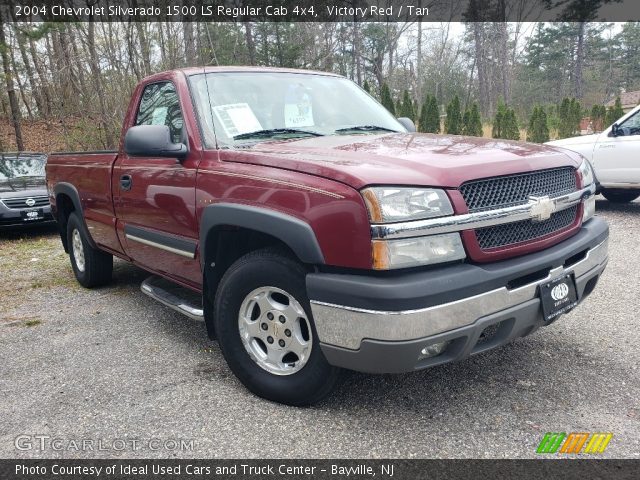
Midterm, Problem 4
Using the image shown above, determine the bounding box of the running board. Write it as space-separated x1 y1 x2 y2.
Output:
140 276 204 321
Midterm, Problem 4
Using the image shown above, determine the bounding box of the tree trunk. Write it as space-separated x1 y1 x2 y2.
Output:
29 36 51 116
244 22 256 66
0 21 24 150
497 21 510 104
416 16 422 107
87 19 110 149
574 22 585 99
184 21 196 66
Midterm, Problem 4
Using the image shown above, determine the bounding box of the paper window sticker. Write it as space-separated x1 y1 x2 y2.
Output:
212 103 263 137
284 91 314 128
151 107 168 126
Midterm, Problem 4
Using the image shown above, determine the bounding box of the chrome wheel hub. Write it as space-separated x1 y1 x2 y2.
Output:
72 228 85 272
238 286 312 375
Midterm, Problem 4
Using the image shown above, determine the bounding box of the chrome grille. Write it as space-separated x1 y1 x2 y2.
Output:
460 167 576 212
475 205 578 249
1 195 49 209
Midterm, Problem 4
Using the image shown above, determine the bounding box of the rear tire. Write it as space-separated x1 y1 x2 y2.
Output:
601 188 640 203
214 248 339 406
67 212 113 288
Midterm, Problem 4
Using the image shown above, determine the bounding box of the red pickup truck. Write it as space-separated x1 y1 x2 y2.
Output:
46 67 609 405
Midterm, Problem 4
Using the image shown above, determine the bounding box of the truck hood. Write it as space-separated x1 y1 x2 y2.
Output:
229 133 581 189
546 134 599 148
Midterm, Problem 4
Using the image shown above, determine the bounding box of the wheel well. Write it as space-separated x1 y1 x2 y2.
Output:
55 193 75 252
201 226 308 339
203 226 304 292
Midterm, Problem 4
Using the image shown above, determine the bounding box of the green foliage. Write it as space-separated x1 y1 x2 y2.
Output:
605 97 624 127
444 95 462 135
557 97 583 139
462 103 483 136
418 94 440 133
590 104 607 131
492 100 520 140
527 106 550 143
380 83 396 116
398 90 416 121
363 80 371 95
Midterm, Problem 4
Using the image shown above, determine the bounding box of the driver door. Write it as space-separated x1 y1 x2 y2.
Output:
593 110 640 187
113 80 201 287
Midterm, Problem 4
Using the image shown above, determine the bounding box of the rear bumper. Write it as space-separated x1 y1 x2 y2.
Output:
307 217 609 373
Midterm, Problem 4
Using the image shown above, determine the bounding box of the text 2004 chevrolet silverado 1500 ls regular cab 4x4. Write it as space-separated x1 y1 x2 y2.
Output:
46 67 609 405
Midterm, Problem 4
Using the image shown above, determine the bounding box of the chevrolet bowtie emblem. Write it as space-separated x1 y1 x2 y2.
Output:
529 195 555 222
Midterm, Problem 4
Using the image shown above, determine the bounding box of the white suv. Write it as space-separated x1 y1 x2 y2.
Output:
547 104 640 203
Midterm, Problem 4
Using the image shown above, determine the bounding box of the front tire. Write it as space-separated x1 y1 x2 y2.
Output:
214 248 339 406
601 188 640 203
67 212 113 288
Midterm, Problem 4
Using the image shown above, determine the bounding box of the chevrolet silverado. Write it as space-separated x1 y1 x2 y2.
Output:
46 67 609 405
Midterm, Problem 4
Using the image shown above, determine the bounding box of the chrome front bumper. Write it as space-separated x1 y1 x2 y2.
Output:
308 218 609 373
311 238 607 351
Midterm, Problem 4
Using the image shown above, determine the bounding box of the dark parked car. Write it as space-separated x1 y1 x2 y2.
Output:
0 152 53 228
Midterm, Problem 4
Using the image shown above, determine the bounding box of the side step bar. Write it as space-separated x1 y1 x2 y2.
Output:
141 276 204 321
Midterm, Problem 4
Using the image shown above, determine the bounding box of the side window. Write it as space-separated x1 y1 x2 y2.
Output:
135 82 184 144
618 111 640 136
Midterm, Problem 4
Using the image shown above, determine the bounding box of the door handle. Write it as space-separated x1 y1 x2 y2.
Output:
120 174 132 191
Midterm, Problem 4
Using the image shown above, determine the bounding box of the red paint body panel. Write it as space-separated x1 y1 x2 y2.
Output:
45 67 588 291
46 152 123 255
198 150 372 269
230 133 581 189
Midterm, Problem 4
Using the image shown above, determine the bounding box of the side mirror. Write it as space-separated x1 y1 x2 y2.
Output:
397 117 416 133
610 123 620 137
124 125 188 159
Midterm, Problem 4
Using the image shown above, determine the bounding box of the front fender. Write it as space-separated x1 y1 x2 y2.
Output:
199 203 325 269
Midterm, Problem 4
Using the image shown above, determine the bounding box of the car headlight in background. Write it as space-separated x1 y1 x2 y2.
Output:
361 187 453 223
362 186 464 269
578 159 596 223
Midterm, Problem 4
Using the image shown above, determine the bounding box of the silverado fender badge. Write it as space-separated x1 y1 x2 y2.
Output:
529 195 555 222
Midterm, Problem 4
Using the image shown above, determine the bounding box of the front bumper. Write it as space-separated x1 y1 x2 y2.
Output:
307 217 609 373
0 203 54 228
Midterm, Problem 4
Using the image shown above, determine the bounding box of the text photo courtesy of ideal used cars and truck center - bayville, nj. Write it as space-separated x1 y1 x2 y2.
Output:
0 1 639 479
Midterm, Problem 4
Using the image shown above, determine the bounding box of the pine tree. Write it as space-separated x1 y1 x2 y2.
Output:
493 100 520 140
398 90 415 120
363 80 372 95
444 95 462 135
590 104 606 132
462 103 483 136
605 97 624 127
558 98 574 139
492 100 508 139
527 106 550 143
418 94 440 133
380 83 395 116
504 109 520 140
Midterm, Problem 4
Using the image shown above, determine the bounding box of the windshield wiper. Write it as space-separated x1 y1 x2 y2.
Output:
233 128 324 141
334 125 399 134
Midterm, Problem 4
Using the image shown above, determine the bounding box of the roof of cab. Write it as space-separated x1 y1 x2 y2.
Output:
178 65 342 77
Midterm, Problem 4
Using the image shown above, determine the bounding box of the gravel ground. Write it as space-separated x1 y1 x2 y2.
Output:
0 198 638 459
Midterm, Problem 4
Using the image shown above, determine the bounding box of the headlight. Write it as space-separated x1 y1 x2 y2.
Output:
578 160 596 222
362 187 453 223
372 233 466 270
578 159 595 187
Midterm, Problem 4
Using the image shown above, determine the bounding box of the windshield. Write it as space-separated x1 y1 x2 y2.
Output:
188 72 405 147
0 154 46 181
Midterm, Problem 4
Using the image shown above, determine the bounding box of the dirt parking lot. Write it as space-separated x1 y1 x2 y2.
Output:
1 198 638 459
